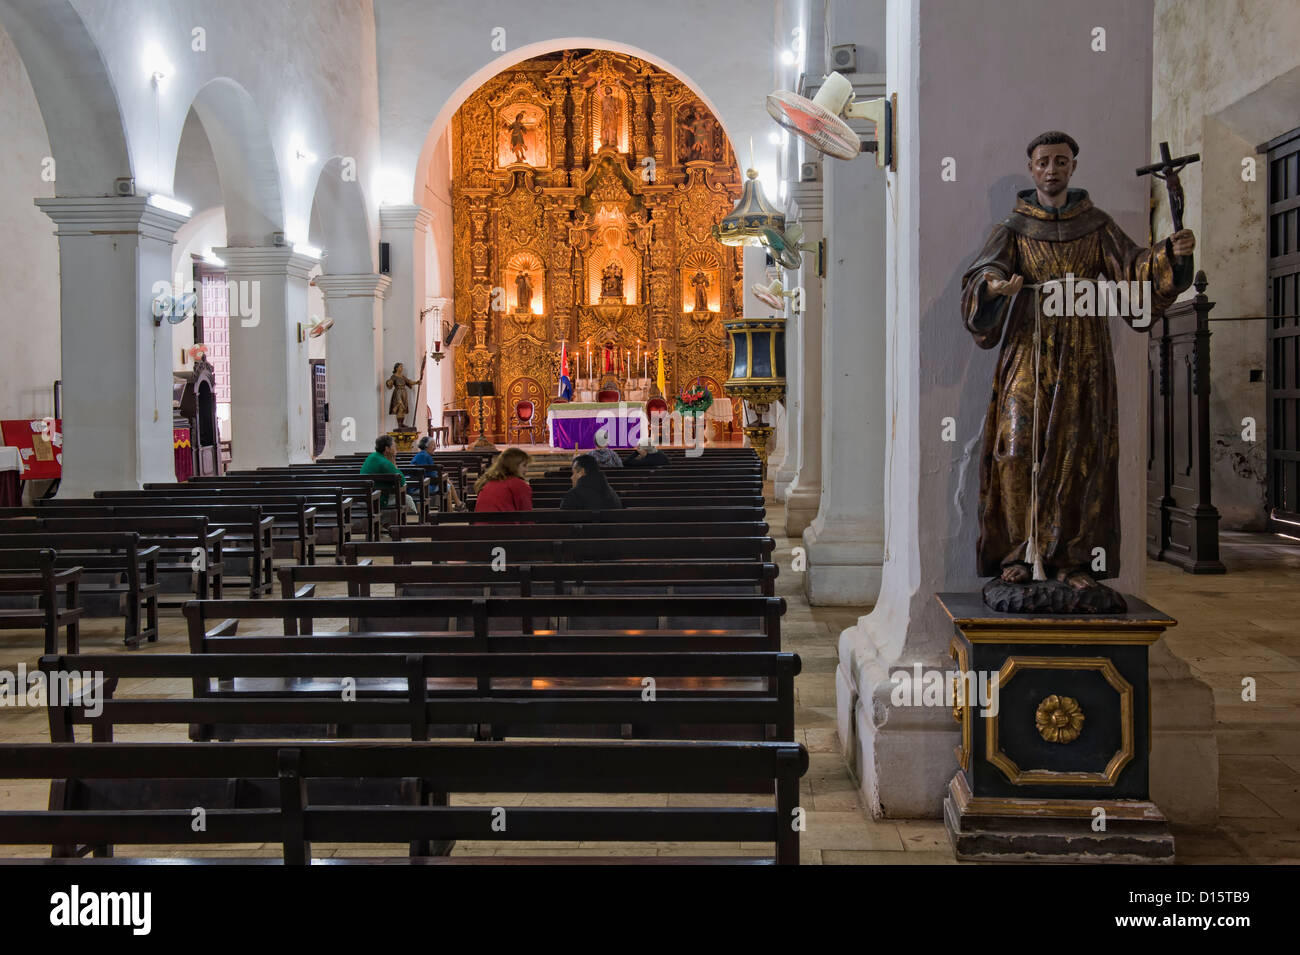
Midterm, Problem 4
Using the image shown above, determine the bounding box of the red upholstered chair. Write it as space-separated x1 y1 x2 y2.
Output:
644 396 669 417
596 389 620 403
507 399 536 443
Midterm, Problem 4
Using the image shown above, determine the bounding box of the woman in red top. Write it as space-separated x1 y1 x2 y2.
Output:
473 447 533 512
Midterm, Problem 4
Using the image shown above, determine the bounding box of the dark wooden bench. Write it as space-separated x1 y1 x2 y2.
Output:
389 521 770 542
0 550 83 653
0 516 224 605
527 495 766 509
185 594 784 653
276 559 779 600
0 739 806 863
343 536 777 566
0 533 159 645
180 476 397 538
221 471 429 526
42 649 799 745
12 504 275 598
93 492 318 565
419 506 765 525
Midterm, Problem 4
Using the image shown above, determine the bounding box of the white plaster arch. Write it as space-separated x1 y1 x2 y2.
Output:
0 0 131 195
186 77 284 247
407 37 747 203
308 156 373 275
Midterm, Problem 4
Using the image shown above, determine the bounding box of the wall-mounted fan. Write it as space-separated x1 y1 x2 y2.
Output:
766 71 894 169
752 277 794 311
151 290 197 326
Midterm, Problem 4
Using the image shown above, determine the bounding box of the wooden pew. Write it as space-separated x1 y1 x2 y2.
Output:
42 650 799 744
0 516 223 606
93 492 318 564
0 550 83 654
0 739 806 864
418 506 765 525
185 594 785 653
389 521 769 542
11 504 275 597
342 536 777 566
179 475 406 536
276 560 779 600
0 533 159 646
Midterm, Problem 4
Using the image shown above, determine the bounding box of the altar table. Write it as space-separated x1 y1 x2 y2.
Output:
548 402 648 450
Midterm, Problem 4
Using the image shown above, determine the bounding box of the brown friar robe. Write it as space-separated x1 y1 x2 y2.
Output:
960 188 1191 579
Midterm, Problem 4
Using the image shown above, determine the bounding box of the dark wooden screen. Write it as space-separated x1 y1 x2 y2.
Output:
311 360 328 458
1265 128 1300 534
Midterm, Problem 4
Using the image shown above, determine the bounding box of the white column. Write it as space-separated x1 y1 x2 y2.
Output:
783 181 824 535
36 197 187 496
802 83 887 606
313 272 390 452
379 205 430 382
215 247 317 469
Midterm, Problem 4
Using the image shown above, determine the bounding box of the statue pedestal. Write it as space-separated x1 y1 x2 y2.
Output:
935 592 1176 863
388 430 418 453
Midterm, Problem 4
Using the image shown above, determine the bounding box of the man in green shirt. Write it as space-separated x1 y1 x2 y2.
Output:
360 434 412 512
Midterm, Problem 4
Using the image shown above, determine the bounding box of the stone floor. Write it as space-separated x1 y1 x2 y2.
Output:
0 508 1295 863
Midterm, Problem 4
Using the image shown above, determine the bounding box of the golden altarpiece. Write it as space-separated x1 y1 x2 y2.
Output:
450 50 745 440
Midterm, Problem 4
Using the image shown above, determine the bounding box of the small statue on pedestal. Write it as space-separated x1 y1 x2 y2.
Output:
962 131 1196 613
385 361 422 432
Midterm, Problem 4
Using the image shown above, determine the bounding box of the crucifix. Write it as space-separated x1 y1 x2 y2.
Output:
1136 141 1200 263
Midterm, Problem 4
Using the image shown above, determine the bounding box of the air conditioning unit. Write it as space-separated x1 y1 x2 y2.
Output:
830 43 857 73
799 162 820 182
114 177 135 197
271 232 287 247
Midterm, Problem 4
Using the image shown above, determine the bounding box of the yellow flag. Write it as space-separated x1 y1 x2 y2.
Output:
656 343 667 397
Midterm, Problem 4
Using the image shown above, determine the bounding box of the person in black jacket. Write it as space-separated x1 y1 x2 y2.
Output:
561 454 623 510
623 440 670 468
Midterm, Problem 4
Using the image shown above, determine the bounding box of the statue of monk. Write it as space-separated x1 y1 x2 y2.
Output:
691 270 711 311
385 362 421 431
961 131 1195 596
515 270 533 311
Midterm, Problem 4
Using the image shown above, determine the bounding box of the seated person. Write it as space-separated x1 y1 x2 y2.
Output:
562 455 623 510
361 434 416 514
623 439 670 468
474 447 533 512
410 436 467 511
589 429 624 470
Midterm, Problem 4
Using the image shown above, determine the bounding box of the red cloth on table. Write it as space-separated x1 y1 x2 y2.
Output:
473 476 532 512
0 419 62 480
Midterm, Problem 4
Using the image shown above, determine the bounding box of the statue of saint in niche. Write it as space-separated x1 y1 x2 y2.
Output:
680 109 713 162
385 362 422 431
691 270 711 311
961 131 1196 612
599 85 621 149
601 260 624 300
514 270 534 311
501 110 541 165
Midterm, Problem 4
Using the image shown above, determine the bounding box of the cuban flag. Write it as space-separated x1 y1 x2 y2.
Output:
558 342 573 400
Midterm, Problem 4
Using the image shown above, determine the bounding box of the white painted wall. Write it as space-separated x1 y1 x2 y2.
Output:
0 19 59 420
1152 0 1300 529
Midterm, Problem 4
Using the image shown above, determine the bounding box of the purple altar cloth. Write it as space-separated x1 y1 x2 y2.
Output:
550 415 644 450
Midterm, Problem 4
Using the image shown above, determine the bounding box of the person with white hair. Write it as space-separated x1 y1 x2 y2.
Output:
624 438 670 468
588 429 624 469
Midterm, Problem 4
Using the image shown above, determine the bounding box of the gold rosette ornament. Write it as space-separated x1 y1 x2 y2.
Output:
1035 694 1085 744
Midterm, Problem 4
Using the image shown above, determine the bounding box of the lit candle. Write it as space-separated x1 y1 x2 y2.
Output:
433 340 441 352
643 350 647 378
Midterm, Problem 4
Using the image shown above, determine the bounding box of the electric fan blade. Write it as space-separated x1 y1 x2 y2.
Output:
765 89 860 162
